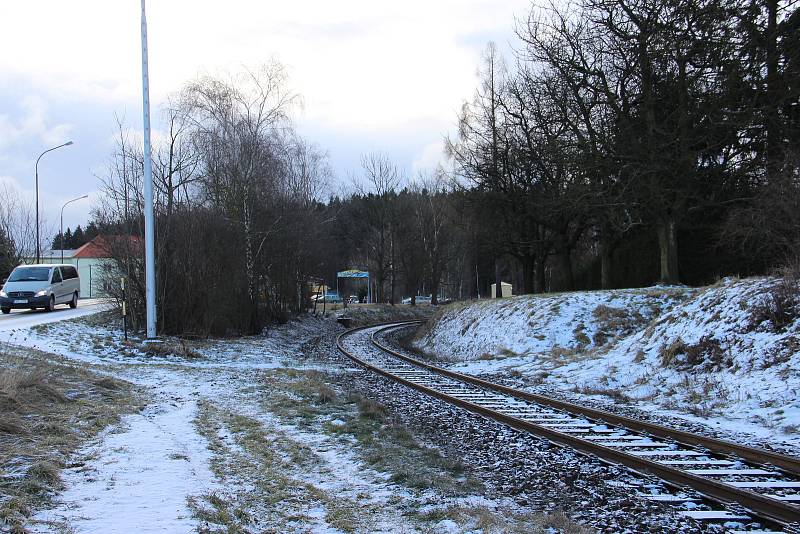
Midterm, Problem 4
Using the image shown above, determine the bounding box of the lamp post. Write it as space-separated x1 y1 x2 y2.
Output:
35 141 74 263
60 195 89 262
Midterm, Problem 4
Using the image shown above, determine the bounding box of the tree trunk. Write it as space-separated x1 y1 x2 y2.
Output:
656 217 680 284
431 277 440 305
494 256 503 298
600 247 613 290
600 227 614 290
390 233 396 306
553 233 574 291
534 257 546 294
557 249 574 291
765 0 780 182
375 270 385 304
243 195 259 334
521 255 535 294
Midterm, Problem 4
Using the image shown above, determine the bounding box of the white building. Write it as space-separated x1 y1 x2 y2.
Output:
490 282 513 298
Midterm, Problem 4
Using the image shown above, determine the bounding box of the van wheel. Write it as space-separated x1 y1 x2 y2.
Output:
45 295 55 312
1 308 9 314
69 293 78 309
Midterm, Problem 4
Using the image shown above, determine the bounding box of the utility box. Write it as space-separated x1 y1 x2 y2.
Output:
490 282 513 298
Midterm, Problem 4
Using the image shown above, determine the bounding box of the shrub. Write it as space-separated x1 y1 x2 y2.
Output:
592 305 645 345
660 336 730 369
685 335 729 368
316 385 336 404
357 398 388 421
749 270 800 332
659 338 687 367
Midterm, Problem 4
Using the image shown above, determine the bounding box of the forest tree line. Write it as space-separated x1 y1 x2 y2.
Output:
330 0 799 302
448 0 799 293
51 223 101 251
2 0 797 336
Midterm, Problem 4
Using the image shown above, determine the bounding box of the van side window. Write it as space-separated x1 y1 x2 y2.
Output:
52 269 63 283
64 266 78 279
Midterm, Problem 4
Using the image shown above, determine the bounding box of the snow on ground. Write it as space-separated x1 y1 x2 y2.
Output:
417 286 691 360
34 400 216 533
0 299 110 332
3 310 546 532
415 277 800 448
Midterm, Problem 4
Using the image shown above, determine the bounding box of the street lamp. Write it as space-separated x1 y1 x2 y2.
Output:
60 195 89 262
35 141 74 263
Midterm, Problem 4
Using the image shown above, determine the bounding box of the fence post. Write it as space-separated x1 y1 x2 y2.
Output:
121 277 128 341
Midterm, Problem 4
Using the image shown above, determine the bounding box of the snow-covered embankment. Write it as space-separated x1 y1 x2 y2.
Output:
415 278 800 446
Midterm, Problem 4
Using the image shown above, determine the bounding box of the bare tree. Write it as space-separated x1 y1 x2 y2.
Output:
349 153 403 303
411 171 452 304
179 62 299 331
0 182 37 267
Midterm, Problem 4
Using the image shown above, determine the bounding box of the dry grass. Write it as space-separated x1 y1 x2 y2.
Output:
417 505 593 533
0 369 68 411
574 385 630 404
749 271 800 333
253 369 485 499
0 348 142 531
591 304 646 346
141 339 204 359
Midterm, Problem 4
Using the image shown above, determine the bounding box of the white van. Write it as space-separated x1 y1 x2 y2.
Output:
0 264 81 314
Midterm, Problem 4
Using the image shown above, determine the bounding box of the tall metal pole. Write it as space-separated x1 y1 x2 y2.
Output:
141 0 157 338
35 141 73 263
60 194 88 263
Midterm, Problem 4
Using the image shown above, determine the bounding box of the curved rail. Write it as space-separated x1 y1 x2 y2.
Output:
371 321 800 476
337 321 800 528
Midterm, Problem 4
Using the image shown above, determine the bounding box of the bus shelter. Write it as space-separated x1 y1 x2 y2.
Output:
337 270 371 303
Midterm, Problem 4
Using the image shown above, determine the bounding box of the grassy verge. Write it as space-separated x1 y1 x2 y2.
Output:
258 369 481 497
192 401 373 532
0 347 142 532
192 367 591 532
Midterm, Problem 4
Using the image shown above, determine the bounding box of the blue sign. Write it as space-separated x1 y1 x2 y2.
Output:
337 270 369 279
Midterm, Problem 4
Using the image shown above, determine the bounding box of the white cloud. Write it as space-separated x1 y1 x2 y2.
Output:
412 140 447 174
0 0 530 132
0 0 532 228
0 96 74 151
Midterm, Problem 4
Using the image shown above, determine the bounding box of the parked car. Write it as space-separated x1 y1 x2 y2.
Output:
312 292 343 303
402 295 432 305
0 264 80 314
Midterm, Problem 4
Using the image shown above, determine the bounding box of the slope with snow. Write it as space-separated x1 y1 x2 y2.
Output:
415 277 800 447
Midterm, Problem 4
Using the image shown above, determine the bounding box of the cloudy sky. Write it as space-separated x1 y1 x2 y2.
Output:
0 0 531 233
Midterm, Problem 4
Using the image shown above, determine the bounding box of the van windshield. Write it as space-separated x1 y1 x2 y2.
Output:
8 267 51 282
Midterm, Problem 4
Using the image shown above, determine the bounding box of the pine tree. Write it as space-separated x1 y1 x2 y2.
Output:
72 226 85 248
85 221 99 242
63 228 73 249
51 231 63 251
0 228 15 279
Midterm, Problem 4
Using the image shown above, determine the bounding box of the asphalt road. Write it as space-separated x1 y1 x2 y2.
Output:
0 299 110 332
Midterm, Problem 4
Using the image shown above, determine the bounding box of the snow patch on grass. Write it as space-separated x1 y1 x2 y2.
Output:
415 278 800 446
416 286 690 360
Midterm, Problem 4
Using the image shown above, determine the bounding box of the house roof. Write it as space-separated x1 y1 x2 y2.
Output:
73 235 142 259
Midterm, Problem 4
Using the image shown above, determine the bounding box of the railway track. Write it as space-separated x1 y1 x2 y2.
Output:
337 321 800 533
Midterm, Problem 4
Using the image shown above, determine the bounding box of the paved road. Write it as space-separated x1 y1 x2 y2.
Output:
0 299 110 332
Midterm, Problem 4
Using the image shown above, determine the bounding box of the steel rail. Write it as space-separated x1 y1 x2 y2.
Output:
371 320 800 476
336 322 800 527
